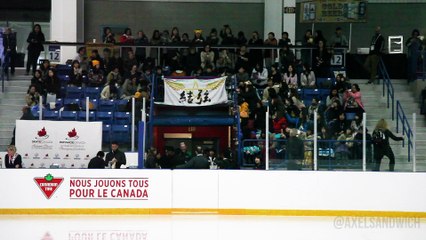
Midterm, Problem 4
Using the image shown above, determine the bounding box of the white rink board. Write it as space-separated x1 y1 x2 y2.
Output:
0 169 425 214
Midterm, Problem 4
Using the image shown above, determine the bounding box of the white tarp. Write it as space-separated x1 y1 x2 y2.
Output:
15 120 102 168
163 77 228 106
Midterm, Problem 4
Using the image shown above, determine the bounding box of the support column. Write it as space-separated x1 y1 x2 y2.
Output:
263 1 283 40
51 0 81 63
283 0 296 43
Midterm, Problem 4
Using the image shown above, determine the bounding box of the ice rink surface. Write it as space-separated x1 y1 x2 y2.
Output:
0 215 424 240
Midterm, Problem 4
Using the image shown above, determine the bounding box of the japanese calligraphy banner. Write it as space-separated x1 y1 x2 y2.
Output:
300 0 367 23
163 77 228 107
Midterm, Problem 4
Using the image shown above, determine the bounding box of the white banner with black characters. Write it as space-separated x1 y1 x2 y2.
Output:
163 77 228 106
15 120 102 168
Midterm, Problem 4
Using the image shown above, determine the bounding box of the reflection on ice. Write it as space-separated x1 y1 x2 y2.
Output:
0 215 424 240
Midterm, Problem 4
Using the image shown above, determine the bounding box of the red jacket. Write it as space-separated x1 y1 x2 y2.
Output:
273 117 287 133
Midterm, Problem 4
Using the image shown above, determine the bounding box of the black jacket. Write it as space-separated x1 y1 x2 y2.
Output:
27 31 45 52
3 32 17 53
105 149 126 168
5 154 22 168
176 155 209 169
88 156 106 169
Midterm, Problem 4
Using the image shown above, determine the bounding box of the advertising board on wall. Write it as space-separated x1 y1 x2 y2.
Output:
15 120 102 168
300 0 367 23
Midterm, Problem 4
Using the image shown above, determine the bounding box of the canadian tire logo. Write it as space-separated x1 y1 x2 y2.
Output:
34 174 64 199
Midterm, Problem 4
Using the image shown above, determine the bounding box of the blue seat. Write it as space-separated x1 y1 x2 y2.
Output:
43 111 60 121
102 124 112 144
45 98 63 111
319 89 331 102
345 112 357 121
114 112 131 125
63 98 81 111
60 111 78 121
111 124 130 143
115 99 129 112
316 78 334 88
297 88 304 97
96 111 114 124
81 98 98 111
84 87 101 100
66 86 83 99
303 88 320 100
98 99 115 112
78 111 96 121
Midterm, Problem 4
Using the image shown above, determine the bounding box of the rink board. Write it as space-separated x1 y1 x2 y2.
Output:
0 169 425 217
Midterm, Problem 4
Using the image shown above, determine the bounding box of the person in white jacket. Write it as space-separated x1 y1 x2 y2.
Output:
300 63 316 88
251 63 268 88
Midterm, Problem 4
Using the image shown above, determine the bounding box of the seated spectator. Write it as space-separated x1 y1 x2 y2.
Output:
88 60 105 87
125 64 141 81
170 27 181 43
40 59 50 80
101 48 116 75
5 145 22 168
350 113 363 133
183 46 201 75
106 66 122 86
89 49 102 70
253 156 265 170
220 25 235 45
278 31 292 47
254 100 266 131
289 88 305 111
307 97 323 121
269 64 282 85
25 85 40 107
271 96 286 118
69 60 83 87
120 28 134 45
235 45 250 73
313 30 327 47
283 64 298 88
325 100 343 125
335 128 354 165
45 68 61 98
300 63 316 88
330 112 349 138
251 63 268 88
181 33 190 43
279 44 295 72
200 44 215 70
74 47 86 63
319 126 331 148
31 70 46 96
121 76 140 100
236 31 247 45
216 49 233 71
100 81 119 100
123 50 138 73
192 29 205 44
102 27 115 43
343 84 364 114
272 111 288 134
236 66 249 83
201 65 217 76
286 129 304 170
334 74 351 94
262 79 280 103
206 28 219 45
326 88 342 108
238 82 260 118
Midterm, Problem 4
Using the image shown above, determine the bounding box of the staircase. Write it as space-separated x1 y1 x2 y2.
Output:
356 79 426 172
0 70 30 150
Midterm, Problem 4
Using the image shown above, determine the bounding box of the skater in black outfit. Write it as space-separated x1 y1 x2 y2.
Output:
372 119 404 171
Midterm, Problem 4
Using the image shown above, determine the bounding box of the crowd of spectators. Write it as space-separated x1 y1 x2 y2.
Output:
21 24 371 169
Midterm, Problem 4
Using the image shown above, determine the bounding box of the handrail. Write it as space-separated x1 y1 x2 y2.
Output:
380 59 413 163
379 58 394 120
396 100 413 162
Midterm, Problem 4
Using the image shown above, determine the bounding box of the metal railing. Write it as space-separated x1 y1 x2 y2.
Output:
396 100 413 162
379 58 395 120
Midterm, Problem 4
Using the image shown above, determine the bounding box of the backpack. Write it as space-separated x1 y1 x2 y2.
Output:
372 129 385 145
